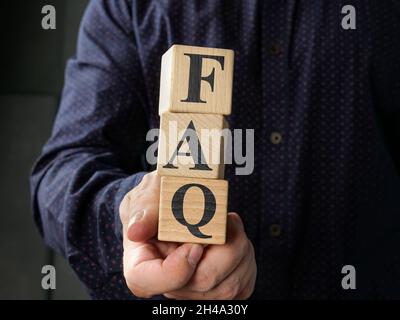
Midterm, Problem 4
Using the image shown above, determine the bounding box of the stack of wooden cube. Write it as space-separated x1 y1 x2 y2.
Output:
157 45 234 245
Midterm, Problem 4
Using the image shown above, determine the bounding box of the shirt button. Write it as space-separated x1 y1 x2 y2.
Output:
268 42 283 56
270 132 283 145
269 224 282 238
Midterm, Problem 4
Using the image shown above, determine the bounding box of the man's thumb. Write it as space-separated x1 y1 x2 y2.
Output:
127 209 158 242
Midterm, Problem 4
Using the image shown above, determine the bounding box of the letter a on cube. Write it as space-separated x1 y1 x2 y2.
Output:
158 176 228 244
157 112 228 179
159 45 234 115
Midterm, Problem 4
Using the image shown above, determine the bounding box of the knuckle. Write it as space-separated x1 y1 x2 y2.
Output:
141 173 152 186
236 288 250 300
140 172 160 191
130 191 152 208
220 277 240 300
168 273 188 289
128 185 140 197
242 285 255 300
193 269 218 292
240 280 256 300
175 278 189 290
132 191 145 202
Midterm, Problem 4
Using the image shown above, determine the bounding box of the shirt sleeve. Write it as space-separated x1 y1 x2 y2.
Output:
30 0 149 299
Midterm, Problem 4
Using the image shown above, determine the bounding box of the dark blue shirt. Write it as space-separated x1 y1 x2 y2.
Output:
30 0 400 299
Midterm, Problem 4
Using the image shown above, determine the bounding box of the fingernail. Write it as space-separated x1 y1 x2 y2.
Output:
128 210 145 229
188 244 204 267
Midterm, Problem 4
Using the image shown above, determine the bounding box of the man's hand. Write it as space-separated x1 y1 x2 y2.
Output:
164 212 257 300
119 171 257 299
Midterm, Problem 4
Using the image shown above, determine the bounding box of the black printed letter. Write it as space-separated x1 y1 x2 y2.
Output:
163 121 212 171
181 54 225 103
171 184 216 238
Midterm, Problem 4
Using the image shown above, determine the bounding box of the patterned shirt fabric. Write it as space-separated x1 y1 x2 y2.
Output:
30 0 400 299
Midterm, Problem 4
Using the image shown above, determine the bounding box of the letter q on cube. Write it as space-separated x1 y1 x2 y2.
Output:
158 176 228 244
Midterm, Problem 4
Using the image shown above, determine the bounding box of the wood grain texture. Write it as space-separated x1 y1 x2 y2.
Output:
157 112 227 179
158 44 234 115
158 176 228 244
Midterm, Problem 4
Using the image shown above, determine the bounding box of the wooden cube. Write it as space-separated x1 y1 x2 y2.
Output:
158 176 228 244
157 112 228 179
159 44 234 115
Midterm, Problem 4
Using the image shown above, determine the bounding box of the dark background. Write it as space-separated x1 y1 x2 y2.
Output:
0 0 90 300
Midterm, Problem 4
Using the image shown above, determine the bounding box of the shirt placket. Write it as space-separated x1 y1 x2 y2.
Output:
258 0 293 296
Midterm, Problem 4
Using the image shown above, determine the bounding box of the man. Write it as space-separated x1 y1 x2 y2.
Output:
30 0 400 299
